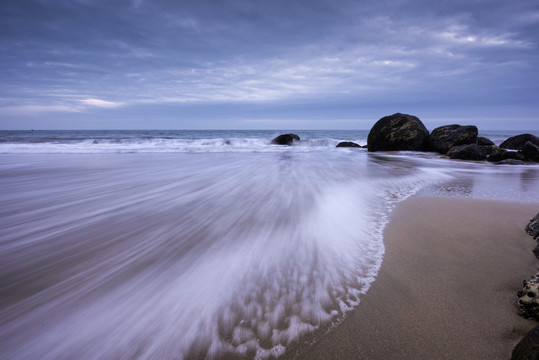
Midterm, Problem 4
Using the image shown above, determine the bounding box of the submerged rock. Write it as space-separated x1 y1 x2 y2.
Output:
512 324 539 360
526 213 539 240
336 141 361 148
271 134 300 145
427 124 478 154
446 144 487 160
367 113 429 152
523 141 539 162
500 134 539 150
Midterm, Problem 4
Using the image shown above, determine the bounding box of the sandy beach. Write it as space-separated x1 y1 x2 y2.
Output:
285 196 539 360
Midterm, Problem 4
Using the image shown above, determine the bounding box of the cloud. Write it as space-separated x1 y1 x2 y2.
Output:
0 104 83 115
79 98 124 108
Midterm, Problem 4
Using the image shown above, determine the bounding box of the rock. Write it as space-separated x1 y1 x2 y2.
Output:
487 147 506 162
427 124 478 154
481 145 501 156
336 141 361 148
533 244 539 259
518 272 539 321
523 141 539 162
512 324 539 360
526 213 539 240
496 159 527 165
500 134 539 150
271 134 300 145
446 144 487 160
477 137 495 146
367 113 429 152
501 151 526 161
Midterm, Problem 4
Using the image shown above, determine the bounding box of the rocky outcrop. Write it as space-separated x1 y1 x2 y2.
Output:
427 124 478 154
271 134 300 145
527 214 539 240
367 113 429 152
500 134 539 150
523 141 539 162
446 144 487 160
336 141 361 148
512 324 539 360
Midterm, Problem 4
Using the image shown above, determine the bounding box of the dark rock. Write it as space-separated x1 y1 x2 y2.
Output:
512 325 539 360
477 137 495 146
427 124 478 154
523 141 539 162
518 272 539 321
487 147 506 162
367 113 429 152
336 141 361 148
271 133 300 145
496 159 527 165
446 144 487 160
533 244 539 259
500 134 539 150
526 213 539 240
481 145 500 156
501 151 526 161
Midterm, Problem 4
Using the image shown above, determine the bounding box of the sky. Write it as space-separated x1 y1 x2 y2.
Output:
1 0 538 130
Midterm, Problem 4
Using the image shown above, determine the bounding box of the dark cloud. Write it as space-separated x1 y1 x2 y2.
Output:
0 0 538 129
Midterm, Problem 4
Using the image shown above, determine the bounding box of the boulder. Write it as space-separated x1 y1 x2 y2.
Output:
271 133 300 145
512 324 539 360
427 124 478 154
522 141 539 162
526 213 539 240
477 137 495 146
500 134 539 150
336 141 361 148
501 151 526 161
481 145 500 156
446 144 487 160
518 272 539 321
367 113 429 152
486 147 506 162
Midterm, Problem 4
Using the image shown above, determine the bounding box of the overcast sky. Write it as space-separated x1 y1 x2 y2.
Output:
1 0 538 130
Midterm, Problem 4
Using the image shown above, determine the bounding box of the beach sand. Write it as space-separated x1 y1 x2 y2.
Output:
284 196 539 360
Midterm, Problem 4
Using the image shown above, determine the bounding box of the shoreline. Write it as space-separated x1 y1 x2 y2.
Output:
284 196 539 360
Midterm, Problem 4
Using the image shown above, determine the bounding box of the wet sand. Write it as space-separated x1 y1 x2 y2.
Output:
285 197 539 360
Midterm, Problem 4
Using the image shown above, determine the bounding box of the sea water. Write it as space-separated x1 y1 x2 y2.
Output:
1 130 538 359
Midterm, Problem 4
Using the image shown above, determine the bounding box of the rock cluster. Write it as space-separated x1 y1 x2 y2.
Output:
513 214 539 360
366 113 539 163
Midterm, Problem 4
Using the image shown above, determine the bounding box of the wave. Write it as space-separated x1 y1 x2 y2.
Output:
0 152 449 359
0 137 368 153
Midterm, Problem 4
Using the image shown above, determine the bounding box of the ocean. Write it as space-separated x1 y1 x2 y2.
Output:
1 129 538 359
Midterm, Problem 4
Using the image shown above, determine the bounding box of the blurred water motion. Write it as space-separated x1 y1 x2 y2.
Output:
0 152 537 359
